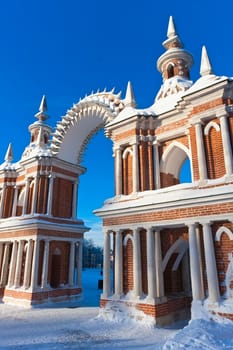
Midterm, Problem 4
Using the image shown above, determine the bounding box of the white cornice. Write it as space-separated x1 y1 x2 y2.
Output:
95 182 233 218
0 216 90 234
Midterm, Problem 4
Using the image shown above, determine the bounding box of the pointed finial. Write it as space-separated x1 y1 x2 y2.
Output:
124 81 136 107
35 95 49 121
167 16 176 38
4 143 13 163
39 95 47 113
200 45 213 76
163 16 183 49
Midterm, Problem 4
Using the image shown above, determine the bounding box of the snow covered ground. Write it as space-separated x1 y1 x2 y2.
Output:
0 268 233 349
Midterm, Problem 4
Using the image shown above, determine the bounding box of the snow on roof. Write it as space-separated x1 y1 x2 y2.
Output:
97 181 233 215
183 74 230 96
106 106 156 127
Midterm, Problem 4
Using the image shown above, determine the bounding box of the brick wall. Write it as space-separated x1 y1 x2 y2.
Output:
122 150 133 195
140 229 148 294
204 120 225 179
123 234 133 293
52 178 73 218
37 176 49 214
103 201 233 226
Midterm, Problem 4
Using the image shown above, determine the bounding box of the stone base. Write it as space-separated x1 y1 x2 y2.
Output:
2 287 82 307
100 295 191 326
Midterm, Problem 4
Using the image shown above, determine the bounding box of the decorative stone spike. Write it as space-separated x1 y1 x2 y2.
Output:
167 16 176 39
124 81 136 107
4 143 13 163
39 95 48 113
200 45 213 76
35 95 49 121
162 16 183 50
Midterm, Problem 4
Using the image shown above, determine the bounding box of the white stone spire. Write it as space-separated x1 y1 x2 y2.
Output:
35 95 49 121
167 16 176 38
21 96 53 161
39 95 48 113
124 81 136 107
200 46 213 76
4 143 13 163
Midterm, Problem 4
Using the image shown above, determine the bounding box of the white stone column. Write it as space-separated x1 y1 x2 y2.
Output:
69 241 75 286
0 184 6 218
114 230 123 297
196 225 205 298
115 147 122 196
77 240 83 287
102 230 111 298
132 143 139 193
14 240 24 288
153 141 161 189
23 239 34 289
154 230 164 298
188 224 204 300
219 115 233 175
31 176 39 214
47 175 54 216
72 181 78 219
7 240 18 287
147 227 156 301
31 240 39 289
195 122 207 181
133 228 142 298
22 178 31 215
41 240 50 288
202 222 220 303
11 186 19 217
0 243 11 286
0 242 4 272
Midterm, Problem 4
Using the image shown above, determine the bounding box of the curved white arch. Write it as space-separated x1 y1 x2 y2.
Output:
122 146 133 159
204 121 220 136
162 237 188 272
123 233 134 247
215 226 233 241
160 141 190 179
51 90 125 164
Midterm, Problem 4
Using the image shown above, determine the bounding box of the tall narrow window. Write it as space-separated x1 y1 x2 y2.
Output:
167 64 175 78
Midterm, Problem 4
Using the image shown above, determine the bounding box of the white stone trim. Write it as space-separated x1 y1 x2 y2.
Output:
204 121 220 135
215 226 233 241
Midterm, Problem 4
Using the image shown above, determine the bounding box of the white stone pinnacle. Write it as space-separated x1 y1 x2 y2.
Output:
167 16 176 39
39 95 48 113
200 46 213 76
124 81 136 107
4 143 13 163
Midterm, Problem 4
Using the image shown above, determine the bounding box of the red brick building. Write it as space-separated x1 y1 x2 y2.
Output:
0 16 233 326
94 17 233 325
0 96 87 306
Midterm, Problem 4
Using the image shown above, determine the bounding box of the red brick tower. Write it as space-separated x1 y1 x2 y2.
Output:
0 96 87 306
96 17 233 325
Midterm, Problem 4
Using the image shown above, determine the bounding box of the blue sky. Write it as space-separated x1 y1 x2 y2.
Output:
0 0 233 246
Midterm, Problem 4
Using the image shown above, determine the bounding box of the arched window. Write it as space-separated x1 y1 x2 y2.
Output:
167 63 175 78
160 141 192 187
